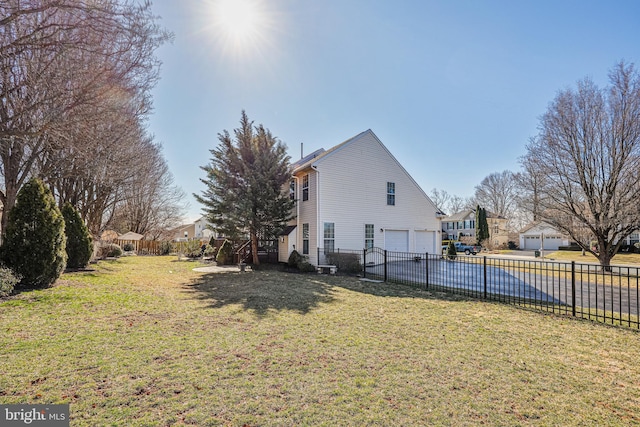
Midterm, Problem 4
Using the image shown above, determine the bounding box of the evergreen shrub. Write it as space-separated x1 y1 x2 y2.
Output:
0 178 66 288
61 202 93 269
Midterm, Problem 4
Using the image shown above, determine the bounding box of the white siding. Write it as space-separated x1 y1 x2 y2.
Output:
293 170 319 264
313 130 441 256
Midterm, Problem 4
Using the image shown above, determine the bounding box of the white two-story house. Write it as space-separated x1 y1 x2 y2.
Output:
278 129 442 265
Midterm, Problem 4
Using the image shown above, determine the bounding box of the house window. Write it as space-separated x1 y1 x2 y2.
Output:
289 179 295 200
302 174 309 201
365 224 374 249
302 223 309 255
387 182 395 206
324 222 335 252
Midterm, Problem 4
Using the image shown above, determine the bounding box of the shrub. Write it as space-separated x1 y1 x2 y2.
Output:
0 266 20 297
0 178 67 288
325 252 362 274
288 250 303 268
507 241 518 250
159 241 173 255
446 241 457 260
216 239 234 265
183 240 204 258
204 244 217 257
99 243 123 258
122 243 135 252
298 262 316 273
61 202 93 269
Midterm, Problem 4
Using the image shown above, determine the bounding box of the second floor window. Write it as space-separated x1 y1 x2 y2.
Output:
289 179 295 200
387 182 395 206
302 174 309 201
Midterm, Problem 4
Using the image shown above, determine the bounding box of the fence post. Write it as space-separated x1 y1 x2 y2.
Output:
425 252 429 290
384 250 388 283
483 256 487 299
363 249 367 279
571 261 576 317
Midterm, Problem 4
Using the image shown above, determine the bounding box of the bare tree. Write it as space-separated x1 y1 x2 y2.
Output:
0 0 170 235
108 140 188 239
524 61 640 268
429 188 451 214
474 171 519 218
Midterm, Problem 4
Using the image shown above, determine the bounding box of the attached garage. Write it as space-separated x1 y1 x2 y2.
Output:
384 230 409 252
522 236 541 250
415 230 436 254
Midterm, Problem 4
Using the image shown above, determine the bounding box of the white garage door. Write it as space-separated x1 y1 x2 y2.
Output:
415 231 436 254
523 236 541 250
385 230 409 252
542 236 562 250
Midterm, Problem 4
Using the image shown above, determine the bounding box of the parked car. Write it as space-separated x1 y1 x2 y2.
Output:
442 241 481 255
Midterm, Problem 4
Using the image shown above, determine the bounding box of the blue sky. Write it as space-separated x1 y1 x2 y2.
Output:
147 0 640 221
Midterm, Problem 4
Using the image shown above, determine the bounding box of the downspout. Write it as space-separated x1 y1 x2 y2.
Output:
293 175 300 252
312 164 320 265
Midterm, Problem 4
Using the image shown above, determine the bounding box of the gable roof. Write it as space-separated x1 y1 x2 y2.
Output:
444 209 475 221
118 231 144 241
292 130 368 172
519 221 565 235
291 129 438 211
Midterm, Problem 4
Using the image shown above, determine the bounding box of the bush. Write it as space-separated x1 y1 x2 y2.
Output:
0 266 20 297
216 239 234 265
204 244 218 257
298 262 316 273
288 250 303 268
446 241 457 260
183 240 204 258
508 241 518 250
99 243 123 258
160 241 173 255
122 243 135 252
0 178 67 288
325 252 362 274
61 202 93 269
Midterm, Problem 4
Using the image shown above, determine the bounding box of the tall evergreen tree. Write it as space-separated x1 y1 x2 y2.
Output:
475 205 489 245
195 111 295 264
61 202 93 269
0 178 66 288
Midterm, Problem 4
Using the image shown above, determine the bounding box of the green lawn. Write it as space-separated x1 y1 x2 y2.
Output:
1 256 640 426
544 250 640 266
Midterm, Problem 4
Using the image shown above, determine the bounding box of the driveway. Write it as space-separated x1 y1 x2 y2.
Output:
364 257 640 317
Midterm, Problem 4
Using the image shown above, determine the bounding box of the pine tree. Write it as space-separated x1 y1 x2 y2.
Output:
446 240 457 260
62 202 93 269
195 111 295 264
1 178 67 288
475 205 489 245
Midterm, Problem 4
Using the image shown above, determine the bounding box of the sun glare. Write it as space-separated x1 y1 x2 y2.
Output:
209 0 270 54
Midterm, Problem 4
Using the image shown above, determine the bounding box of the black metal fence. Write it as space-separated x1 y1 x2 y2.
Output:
318 248 640 329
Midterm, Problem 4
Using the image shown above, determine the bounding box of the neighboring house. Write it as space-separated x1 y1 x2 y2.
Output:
194 216 215 239
519 222 570 251
171 223 196 241
279 129 442 265
442 209 509 248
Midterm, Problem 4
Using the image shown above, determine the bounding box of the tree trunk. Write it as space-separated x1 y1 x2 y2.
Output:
597 241 613 272
250 231 260 265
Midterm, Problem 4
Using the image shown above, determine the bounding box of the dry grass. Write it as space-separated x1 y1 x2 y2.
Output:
1 256 640 426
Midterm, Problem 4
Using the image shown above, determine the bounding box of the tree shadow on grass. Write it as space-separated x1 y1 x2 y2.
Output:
183 270 337 316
